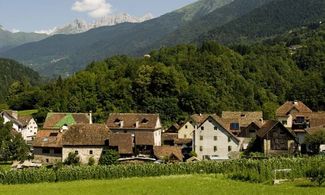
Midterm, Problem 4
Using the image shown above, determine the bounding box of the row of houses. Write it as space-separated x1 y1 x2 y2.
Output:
1 100 325 164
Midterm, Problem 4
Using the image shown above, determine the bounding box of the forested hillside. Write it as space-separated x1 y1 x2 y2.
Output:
203 0 325 44
153 0 274 47
0 59 40 105
8 18 325 125
0 27 47 52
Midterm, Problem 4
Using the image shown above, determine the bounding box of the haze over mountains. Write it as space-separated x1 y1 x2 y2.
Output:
1 0 325 77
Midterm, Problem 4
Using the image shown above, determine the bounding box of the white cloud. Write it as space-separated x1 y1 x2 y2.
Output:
72 0 112 18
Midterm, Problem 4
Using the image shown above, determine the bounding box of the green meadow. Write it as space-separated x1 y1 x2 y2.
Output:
0 174 324 195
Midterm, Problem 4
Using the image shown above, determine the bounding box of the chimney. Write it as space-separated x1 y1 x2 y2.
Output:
135 121 139 128
293 100 298 105
12 111 18 119
120 120 124 128
89 111 93 124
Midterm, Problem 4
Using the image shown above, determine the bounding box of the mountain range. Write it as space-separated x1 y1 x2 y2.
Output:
1 0 325 77
37 13 153 35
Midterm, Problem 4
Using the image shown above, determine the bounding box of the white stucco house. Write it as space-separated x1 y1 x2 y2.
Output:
194 115 240 160
1 110 38 142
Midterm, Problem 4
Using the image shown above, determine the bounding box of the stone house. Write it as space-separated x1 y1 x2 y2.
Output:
43 112 92 130
255 120 298 155
32 130 62 164
194 115 240 160
1 110 38 142
106 113 162 156
62 124 110 165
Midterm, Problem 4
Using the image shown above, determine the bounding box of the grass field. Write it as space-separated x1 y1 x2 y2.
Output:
18 109 38 116
0 174 324 195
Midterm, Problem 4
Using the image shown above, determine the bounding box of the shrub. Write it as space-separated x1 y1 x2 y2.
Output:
64 152 80 166
99 150 119 165
88 157 95 166
305 164 325 186
190 151 197 157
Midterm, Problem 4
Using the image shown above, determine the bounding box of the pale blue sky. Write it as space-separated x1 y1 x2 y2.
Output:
0 0 197 32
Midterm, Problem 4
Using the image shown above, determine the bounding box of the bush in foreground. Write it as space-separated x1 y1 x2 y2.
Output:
306 164 325 186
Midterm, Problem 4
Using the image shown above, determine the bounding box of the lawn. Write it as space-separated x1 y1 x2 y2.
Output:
0 174 324 195
18 109 38 116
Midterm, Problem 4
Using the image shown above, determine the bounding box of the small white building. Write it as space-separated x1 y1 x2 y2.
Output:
194 115 240 160
1 110 38 142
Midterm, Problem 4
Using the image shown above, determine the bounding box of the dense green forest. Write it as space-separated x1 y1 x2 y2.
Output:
0 59 40 107
202 0 325 44
5 22 325 126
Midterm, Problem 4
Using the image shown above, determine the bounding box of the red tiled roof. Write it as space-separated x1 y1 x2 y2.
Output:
62 124 110 146
276 101 312 117
109 133 133 154
33 130 62 148
256 120 296 138
135 132 154 145
106 113 160 130
153 146 183 161
43 113 90 129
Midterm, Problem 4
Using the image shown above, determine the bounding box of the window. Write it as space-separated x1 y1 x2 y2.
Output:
184 134 187 138
185 125 188 129
50 132 58 137
75 150 79 155
46 159 49 163
214 146 218 152
228 146 232 152
42 148 50 154
201 126 204 130
230 123 240 130
282 120 287 125
54 148 62 154
200 136 203 141
89 150 93 155
296 116 305 123
228 137 231 142
214 136 218 141
199 146 203 151
214 126 218 130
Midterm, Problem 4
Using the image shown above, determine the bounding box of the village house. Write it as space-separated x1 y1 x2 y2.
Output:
1 110 38 142
194 115 240 160
254 120 298 155
43 112 92 130
106 113 162 156
62 123 110 164
276 101 312 129
221 111 263 136
33 130 62 164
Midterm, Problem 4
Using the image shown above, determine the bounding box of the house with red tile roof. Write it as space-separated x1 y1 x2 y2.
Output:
106 113 162 156
194 115 240 160
33 130 63 164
